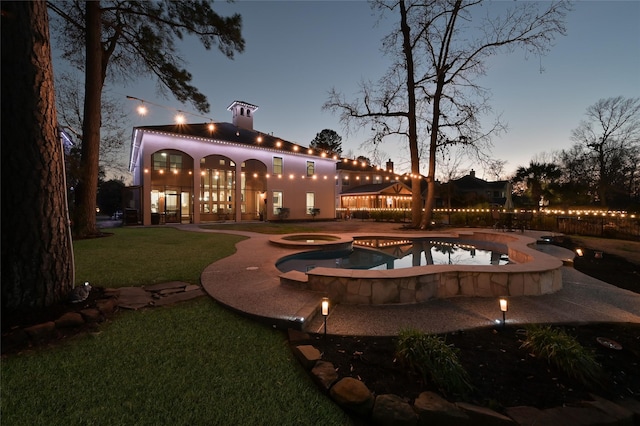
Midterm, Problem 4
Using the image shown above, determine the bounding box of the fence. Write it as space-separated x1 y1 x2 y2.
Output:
336 207 640 240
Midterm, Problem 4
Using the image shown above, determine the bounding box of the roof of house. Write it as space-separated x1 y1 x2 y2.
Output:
449 173 507 191
340 181 412 196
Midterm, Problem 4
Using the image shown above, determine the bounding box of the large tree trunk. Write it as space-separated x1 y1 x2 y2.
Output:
1 1 74 319
399 0 422 228
73 0 103 237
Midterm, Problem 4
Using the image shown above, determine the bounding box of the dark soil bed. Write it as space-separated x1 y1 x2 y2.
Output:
315 322 640 410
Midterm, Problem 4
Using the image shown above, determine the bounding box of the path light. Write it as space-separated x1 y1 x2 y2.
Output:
576 248 584 257
321 297 329 339
499 298 508 328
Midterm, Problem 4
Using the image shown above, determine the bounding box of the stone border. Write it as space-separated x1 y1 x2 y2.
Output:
287 329 640 425
269 233 353 250
280 231 564 304
1 282 204 354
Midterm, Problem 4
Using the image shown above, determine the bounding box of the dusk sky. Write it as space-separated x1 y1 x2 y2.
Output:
52 1 640 180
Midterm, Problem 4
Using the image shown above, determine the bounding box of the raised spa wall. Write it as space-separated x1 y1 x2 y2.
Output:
278 231 564 305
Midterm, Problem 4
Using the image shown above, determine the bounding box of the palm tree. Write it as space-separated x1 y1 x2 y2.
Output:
513 161 562 207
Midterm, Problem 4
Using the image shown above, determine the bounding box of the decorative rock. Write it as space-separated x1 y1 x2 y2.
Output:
287 328 310 343
152 288 204 306
103 288 120 297
293 345 322 370
455 402 514 425
80 308 102 323
503 406 543 426
159 288 185 295
371 394 417 426
55 312 85 328
117 287 153 309
311 360 338 391
183 284 201 292
414 391 469 425
579 395 635 424
96 298 118 314
24 321 56 340
143 281 188 292
330 377 374 417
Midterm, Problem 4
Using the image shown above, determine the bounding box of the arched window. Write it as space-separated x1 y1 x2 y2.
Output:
240 107 244 116
247 109 251 117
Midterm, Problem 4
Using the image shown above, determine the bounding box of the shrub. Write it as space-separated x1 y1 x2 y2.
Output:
521 325 603 386
395 329 473 396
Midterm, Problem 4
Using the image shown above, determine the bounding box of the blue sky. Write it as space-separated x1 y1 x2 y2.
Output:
54 1 640 180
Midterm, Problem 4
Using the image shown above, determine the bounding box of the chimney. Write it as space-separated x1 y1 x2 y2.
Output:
470 169 476 178
386 159 394 173
227 101 258 131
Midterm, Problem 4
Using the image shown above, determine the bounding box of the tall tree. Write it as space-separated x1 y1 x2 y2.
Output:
48 1 245 237
1 1 74 318
570 96 640 207
310 129 343 155
512 161 562 207
325 0 569 228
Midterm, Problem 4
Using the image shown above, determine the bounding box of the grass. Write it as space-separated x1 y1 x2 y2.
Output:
395 329 473 397
2 227 352 425
73 227 244 287
521 325 603 387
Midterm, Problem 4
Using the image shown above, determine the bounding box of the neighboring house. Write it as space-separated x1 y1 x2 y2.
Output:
128 101 337 225
442 170 508 207
335 158 414 210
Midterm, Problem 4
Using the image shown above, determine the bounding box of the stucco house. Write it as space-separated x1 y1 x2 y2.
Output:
441 170 508 207
128 101 338 225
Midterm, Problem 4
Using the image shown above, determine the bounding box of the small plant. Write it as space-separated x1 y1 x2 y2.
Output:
395 329 473 396
521 325 603 386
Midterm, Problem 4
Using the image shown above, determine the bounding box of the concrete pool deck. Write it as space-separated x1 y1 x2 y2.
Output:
181 222 640 336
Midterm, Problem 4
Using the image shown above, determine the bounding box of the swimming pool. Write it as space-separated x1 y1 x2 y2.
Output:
276 237 510 273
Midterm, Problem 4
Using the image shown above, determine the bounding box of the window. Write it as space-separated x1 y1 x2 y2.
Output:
153 152 167 171
273 157 283 175
169 154 182 171
306 161 315 177
272 191 283 214
306 192 315 214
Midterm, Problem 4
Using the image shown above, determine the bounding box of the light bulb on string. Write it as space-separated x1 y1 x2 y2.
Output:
175 113 186 125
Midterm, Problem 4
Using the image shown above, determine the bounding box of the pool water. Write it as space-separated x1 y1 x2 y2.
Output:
276 237 510 273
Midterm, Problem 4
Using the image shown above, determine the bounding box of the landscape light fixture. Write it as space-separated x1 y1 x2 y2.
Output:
321 297 329 339
499 298 508 327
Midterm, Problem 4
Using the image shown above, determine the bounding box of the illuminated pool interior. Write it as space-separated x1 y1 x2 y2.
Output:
276 237 510 273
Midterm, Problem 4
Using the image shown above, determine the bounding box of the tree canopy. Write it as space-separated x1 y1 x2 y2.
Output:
325 0 569 228
569 96 640 207
310 129 343 155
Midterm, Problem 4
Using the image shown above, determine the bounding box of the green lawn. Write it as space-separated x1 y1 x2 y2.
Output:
1 227 352 425
73 227 244 287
